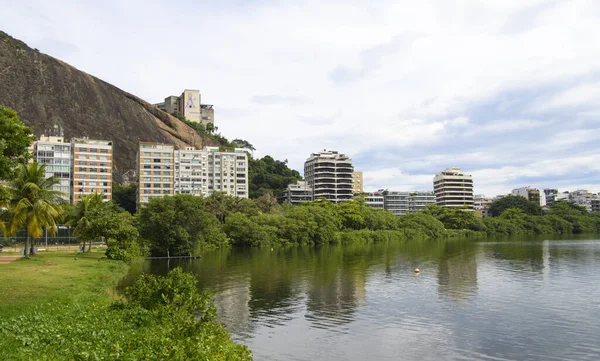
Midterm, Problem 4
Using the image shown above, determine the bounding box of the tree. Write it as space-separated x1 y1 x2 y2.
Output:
255 191 279 213
81 203 139 247
112 183 137 214
232 139 256 151
248 155 302 199
206 123 215 134
205 192 236 224
66 193 104 252
137 194 228 257
7 163 63 257
488 195 542 217
0 107 35 180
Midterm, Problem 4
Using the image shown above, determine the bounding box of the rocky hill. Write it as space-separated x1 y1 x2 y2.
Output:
0 31 218 183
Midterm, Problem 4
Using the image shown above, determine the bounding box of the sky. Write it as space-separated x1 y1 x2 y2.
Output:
2 0 600 197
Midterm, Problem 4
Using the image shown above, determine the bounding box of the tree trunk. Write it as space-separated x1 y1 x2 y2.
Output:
167 249 170 259
30 237 35 256
23 235 30 257
88 238 93 252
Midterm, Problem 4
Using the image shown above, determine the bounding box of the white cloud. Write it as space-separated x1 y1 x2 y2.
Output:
2 0 600 196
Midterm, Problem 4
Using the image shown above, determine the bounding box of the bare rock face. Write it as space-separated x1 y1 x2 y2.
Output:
0 31 217 183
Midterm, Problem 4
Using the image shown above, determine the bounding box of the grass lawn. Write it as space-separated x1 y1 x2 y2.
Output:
0 251 129 317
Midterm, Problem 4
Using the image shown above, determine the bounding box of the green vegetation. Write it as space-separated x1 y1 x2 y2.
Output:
488 195 542 216
0 106 35 181
249 156 302 198
5 163 64 256
112 183 137 214
0 253 251 360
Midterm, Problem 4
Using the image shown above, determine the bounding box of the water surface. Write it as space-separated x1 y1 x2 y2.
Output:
124 236 600 360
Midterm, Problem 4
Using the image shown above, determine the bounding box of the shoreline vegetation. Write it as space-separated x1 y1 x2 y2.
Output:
0 252 252 360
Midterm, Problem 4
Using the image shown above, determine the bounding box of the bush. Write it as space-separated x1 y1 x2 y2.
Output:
105 246 133 262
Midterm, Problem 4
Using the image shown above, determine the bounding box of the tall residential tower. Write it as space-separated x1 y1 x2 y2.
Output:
433 167 474 209
304 150 354 203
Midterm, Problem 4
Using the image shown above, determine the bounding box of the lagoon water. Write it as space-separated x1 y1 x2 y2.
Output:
124 236 600 360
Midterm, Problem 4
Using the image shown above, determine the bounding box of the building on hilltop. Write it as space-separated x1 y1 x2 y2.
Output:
154 89 214 127
352 171 363 194
71 138 113 204
137 143 248 208
281 181 313 205
304 150 354 203
433 167 474 209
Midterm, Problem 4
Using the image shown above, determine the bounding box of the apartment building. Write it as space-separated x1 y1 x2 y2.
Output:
543 189 558 206
365 191 384 209
137 143 175 205
281 181 313 205
204 147 248 198
71 138 113 204
154 89 215 127
433 167 474 209
592 199 600 213
138 143 248 206
32 136 72 202
474 194 493 217
304 150 354 203
408 191 436 213
511 186 545 206
352 171 364 194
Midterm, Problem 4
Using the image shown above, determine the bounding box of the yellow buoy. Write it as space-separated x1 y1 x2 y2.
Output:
414 268 420 273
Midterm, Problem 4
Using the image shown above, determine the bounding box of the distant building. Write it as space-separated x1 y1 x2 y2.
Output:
352 171 364 194
281 181 313 205
32 136 72 202
474 194 493 217
71 138 113 204
383 191 409 215
408 191 436 213
433 167 474 209
137 143 248 207
365 191 384 209
31 136 113 204
543 189 558 206
511 186 544 206
304 150 354 203
568 190 598 212
592 199 600 213
154 89 214 127
137 143 175 206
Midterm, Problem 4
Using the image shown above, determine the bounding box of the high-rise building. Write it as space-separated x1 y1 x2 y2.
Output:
433 167 474 209
137 143 175 205
138 143 248 206
304 150 354 203
154 89 214 127
32 136 72 202
380 190 435 215
352 171 364 194
71 138 113 204
281 181 313 205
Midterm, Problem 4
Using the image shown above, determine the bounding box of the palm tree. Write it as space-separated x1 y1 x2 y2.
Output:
66 192 104 252
7 163 63 257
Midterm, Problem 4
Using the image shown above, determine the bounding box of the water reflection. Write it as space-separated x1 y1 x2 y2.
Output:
121 235 600 361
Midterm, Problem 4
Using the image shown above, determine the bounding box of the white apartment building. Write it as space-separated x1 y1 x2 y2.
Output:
281 181 313 205
433 167 474 209
304 150 354 203
408 191 436 213
365 191 385 209
32 136 72 202
71 138 113 204
138 144 248 206
137 143 175 205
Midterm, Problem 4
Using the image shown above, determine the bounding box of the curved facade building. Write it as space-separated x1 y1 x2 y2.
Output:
304 150 354 203
433 167 474 209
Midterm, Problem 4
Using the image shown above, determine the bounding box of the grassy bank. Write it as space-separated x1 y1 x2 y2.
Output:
0 251 252 360
0 251 128 317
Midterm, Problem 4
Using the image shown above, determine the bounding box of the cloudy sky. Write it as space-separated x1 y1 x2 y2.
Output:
3 0 600 196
